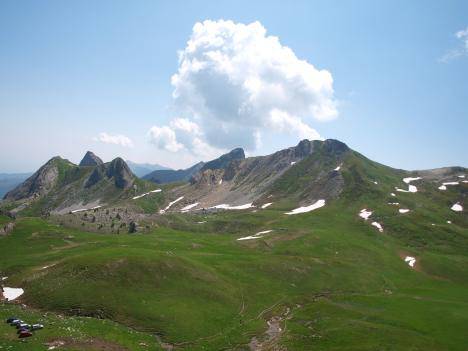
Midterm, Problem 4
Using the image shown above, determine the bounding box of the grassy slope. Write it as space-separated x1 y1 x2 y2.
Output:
0 153 466 350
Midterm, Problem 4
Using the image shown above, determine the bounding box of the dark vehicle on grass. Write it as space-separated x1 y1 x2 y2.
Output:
18 330 32 338
17 327 30 334
10 319 23 326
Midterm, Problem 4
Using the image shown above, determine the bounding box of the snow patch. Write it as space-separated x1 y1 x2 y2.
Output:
218 179 223 185
390 193 396 197
371 222 383 232
181 202 199 212
133 189 162 200
359 209 372 220
404 256 416 268
210 203 254 210
71 205 102 213
2 287 24 301
159 196 184 213
290 161 296 165
451 203 463 212
399 209 410 214
403 177 422 184
395 185 418 193
438 182 459 191
334 164 342 171
447 220 452 224
285 199 325 215
458 175 465 178
71 208 88 213
373 181 378 185
388 202 400 206
261 202 273 209
237 230 274 241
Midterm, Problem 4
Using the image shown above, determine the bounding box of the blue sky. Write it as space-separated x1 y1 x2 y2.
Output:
0 0 467 172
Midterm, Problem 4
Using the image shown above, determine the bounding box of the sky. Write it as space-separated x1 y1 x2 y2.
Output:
0 0 467 173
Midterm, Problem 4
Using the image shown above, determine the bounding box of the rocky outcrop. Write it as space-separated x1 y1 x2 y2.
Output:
167 139 351 211
200 148 245 172
3 157 72 201
85 165 106 188
105 158 134 189
79 151 104 167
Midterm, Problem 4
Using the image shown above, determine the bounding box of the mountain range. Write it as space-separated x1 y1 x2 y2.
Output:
0 139 466 350
2 139 465 221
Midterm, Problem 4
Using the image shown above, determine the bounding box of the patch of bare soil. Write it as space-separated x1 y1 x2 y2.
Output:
249 308 291 351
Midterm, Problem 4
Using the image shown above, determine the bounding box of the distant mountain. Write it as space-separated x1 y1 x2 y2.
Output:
2 141 466 219
0 173 32 198
143 148 246 185
126 161 172 178
199 148 245 172
2 152 157 215
143 162 205 184
157 139 467 212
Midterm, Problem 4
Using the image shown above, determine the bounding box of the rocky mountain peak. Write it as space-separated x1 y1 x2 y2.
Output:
3 156 73 200
294 139 316 158
79 151 104 167
323 139 349 155
106 158 134 189
201 148 245 172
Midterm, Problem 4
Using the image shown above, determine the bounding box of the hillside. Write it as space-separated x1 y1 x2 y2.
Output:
0 139 466 350
2 153 159 216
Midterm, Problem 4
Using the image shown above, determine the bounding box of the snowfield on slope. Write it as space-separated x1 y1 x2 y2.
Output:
71 205 102 213
403 177 422 184
371 222 383 232
451 203 463 212
359 209 372 220
404 256 416 268
285 200 325 215
210 203 254 210
181 202 199 212
160 196 184 213
438 182 459 190
396 177 421 193
133 189 161 200
237 230 274 241
395 185 418 193
2 287 24 301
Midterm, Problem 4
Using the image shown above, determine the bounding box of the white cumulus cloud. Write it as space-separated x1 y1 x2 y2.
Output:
440 26 468 62
148 19 338 155
94 132 133 148
148 126 183 152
